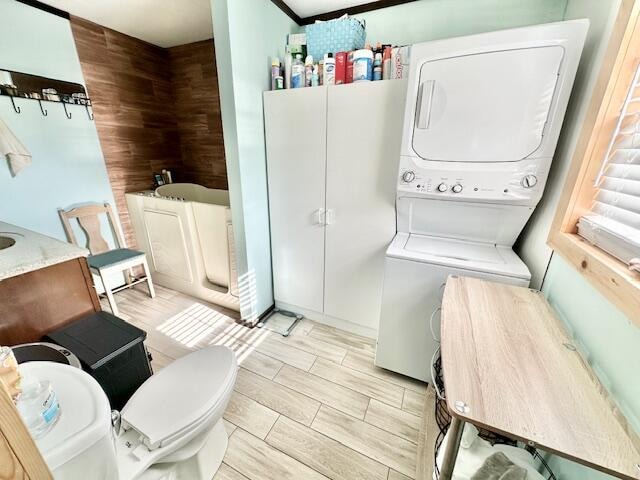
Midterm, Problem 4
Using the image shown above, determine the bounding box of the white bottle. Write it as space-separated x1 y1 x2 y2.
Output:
284 52 293 89
291 54 305 88
324 53 336 85
304 55 314 87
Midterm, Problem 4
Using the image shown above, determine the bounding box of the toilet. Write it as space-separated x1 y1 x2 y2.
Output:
20 345 238 480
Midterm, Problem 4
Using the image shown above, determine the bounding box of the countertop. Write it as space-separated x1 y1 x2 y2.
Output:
0 222 88 281
441 276 640 480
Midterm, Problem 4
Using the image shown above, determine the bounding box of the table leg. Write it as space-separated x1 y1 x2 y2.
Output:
440 416 465 480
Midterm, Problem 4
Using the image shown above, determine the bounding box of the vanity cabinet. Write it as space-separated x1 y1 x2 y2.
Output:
264 80 407 333
0 257 101 345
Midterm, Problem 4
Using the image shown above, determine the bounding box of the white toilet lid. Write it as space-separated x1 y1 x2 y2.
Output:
121 345 237 450
18 362 112 471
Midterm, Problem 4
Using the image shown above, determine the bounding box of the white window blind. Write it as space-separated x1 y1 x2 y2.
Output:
578 64 640 272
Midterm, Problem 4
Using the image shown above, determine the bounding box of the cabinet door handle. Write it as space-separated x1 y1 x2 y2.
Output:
416 80 435 129
316 208 326 225
325 209 334 225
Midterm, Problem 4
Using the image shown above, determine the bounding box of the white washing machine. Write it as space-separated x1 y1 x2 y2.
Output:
377 234 530 382
375 19 589 382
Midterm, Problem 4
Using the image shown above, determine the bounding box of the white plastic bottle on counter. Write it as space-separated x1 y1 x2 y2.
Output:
291 54 305 88
324 53 336 85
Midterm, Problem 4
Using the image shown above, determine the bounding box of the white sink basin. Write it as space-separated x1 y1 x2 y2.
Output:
0 235 17 250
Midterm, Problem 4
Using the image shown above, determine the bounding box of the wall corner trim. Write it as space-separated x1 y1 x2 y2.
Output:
15 0 70 19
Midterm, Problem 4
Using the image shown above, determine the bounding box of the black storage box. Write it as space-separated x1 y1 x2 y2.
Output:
45 311 152 410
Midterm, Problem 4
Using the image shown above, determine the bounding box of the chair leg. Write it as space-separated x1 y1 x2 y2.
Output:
142 258 156 299
99 270 119 317
125 268 134 286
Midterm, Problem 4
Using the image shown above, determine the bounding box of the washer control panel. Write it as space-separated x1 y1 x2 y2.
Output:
397 156 548 205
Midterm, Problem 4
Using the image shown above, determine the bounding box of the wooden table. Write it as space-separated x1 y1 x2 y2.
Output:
440 276 640 480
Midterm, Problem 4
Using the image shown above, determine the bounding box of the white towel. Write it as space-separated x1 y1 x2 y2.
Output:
0 117 31 177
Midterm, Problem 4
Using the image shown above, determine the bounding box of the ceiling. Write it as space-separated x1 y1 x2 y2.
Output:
40 0 213 48
284 0 385 19
38 0 399 47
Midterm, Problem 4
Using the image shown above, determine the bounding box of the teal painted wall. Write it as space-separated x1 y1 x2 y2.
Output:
541 255 639 479
356 0 567 46
517 0 621 288
212 0 297 321
0 0 117 244
508 1 639 477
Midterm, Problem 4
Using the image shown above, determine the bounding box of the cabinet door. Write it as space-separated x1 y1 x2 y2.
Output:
324 81 407 329
264 88 327 312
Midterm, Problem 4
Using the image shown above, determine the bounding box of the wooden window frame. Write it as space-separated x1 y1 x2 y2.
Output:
549 0 640 324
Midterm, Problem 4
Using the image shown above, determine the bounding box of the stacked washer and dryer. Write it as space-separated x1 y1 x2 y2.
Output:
375 20 589 382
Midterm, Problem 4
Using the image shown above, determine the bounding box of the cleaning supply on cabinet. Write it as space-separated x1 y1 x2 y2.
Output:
271 57 281 90
318 58 324 85
15 369 61 439
346 51 355 84
353 49 373 82
382 46 392 80
335 52 347 85
305 55 314 87
274 75 284 90
284 51 293 89
311 65 319 87
287 33 307 58
324 53 336 85
0 347 21 401
291 54 305 88
391 45 412 79
373 52 383 81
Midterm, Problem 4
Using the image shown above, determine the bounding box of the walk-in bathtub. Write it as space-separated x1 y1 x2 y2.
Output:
126 183 239 311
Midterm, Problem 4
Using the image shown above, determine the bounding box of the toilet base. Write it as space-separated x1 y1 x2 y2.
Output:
138 419 228 480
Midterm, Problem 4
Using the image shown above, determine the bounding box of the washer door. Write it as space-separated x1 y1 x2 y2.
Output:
412 46 564 162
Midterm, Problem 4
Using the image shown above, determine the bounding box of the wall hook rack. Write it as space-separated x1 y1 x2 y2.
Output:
62 102 72 119
38 99 48 116
9 96 20 114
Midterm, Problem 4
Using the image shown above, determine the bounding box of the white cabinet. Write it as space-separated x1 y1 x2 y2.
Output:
264 81 407 333
263 88 327 313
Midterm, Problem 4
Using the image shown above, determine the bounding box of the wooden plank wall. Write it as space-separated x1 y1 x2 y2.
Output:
169 40 228 190
70 18 227 247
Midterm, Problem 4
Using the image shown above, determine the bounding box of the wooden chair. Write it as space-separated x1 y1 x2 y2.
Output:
58 203 155 316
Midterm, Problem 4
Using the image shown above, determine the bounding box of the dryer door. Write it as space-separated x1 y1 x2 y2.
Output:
412 46 564 162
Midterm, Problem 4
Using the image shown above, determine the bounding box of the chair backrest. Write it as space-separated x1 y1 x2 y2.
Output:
58 203 125 255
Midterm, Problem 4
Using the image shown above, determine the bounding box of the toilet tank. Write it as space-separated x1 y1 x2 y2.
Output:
19 362 118 480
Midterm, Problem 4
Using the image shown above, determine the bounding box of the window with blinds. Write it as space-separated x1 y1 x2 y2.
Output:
578 64 640 272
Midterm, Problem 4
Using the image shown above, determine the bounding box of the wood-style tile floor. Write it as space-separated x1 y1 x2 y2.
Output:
104 285 428 480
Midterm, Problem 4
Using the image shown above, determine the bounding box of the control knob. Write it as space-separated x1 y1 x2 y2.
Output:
521 175 538 188
402 171 416 183
437 183 448 193
451 184 463 194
